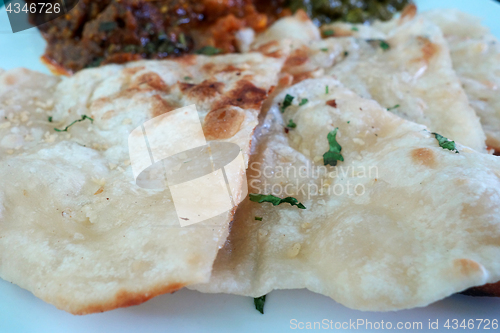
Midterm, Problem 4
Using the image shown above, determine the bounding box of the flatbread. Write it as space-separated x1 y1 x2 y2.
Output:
192 77 500 311
422 9 500 151
251 10 320 50
0 53 283 314
249 11 486 152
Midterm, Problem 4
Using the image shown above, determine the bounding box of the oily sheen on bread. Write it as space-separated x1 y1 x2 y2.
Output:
0 53 283 314
423 9 500 151
249 11 486 152
192 77 500 311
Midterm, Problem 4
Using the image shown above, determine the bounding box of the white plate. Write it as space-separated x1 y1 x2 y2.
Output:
1 1 500 332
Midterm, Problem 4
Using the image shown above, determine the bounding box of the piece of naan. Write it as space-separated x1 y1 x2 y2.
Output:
248 11 486 152
422 9 500 151
0 53 283 314
192 77 500 311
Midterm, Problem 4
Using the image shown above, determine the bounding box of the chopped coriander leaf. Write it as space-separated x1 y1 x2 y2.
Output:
347 121 350 124
351 26 359 31
323 29 334 36
86 57 104 68
123 44 139 53
178 33 186 47
145 22 154 34
249 193 306 209
184 76 192 81
158 42 175 54
387 104 400 111
144 42 157 54
54 115 94 132
380 40 390 50
254 295 266 314
432 132 459 153
158 31 168 41
195 46 222 55
325 86 329 94
344 51 349 57
299 98 308 106
287 119 297 128
281 94 294 113
48 116 53 123
99 22 117 32
323 128 344 166
255 216 263 221
367 39 390 51
320 48 329 52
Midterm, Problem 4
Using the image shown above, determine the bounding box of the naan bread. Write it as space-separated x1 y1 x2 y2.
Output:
251 10 320 50
192 77 500 311
250 11 486 152
0 53 283 314
423 9 500 151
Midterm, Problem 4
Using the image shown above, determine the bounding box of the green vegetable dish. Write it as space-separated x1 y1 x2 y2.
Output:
286 0 411 24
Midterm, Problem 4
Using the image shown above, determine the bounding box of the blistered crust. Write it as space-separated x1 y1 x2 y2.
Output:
0 52 283 314
192 77 500 312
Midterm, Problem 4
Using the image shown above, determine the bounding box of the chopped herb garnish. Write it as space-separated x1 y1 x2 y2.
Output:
432 132 459 153
347 121 350 124
323 29 334 36
54 115 94 132
380 40 390 50
299 98 308 106
178 33 187 47
145 42 156 54
344 51 349 57
367 39 390 51
255 216 263 221
158 31 168 41
158 42 176 54
86 57 104 68
184 76 192 81
48 116 53 123
351 26 359 31
387 104 400 111
145 22 154 34
249 193 306 209
323 128 344 166
320 48 328 52
287 119 297 128
325 86 329 94
123 44 139 53
99 22 117 32
254 295 266 314
195 46 222 56
281 94 294 113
